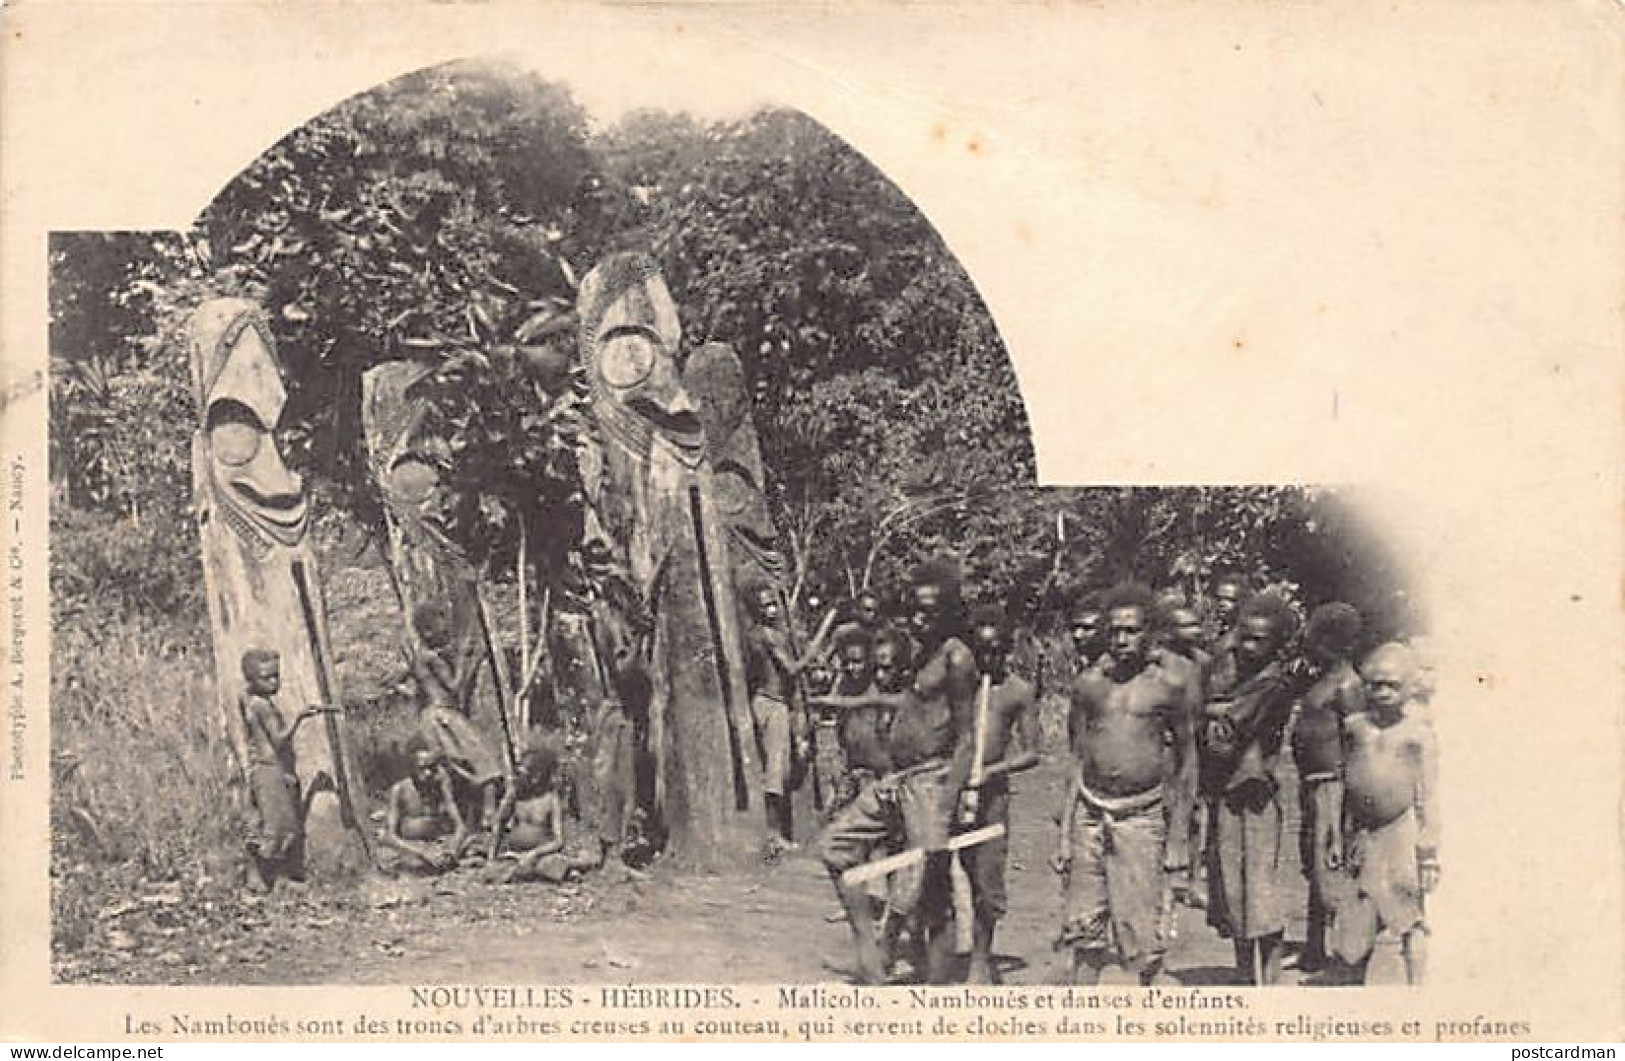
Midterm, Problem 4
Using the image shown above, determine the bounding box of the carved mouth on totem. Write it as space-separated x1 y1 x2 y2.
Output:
224 477 310 537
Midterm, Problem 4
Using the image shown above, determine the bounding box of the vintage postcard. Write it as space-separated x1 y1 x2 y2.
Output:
2 0 1622 1045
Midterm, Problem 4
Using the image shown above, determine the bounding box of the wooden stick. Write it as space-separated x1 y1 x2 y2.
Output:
514 635 552 706
840 823 1005 888
836 752 1037 889
517 519 530 733
951 852 975 953
290 560 375 865
980 750 1041 781
472 582 519 779
963 674 991 827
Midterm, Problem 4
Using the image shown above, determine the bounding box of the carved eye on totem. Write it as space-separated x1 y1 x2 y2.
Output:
207 399 267 467
197 309 309 550
713 469 750 516
598 327 658 390
388 455 440 506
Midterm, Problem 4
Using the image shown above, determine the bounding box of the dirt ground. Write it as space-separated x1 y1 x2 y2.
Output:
57 754 1342 988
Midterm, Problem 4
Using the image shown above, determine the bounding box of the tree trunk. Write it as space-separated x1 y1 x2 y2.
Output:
189 299 370 878
577 257 764 868
359 361 482 698
594 434 762 866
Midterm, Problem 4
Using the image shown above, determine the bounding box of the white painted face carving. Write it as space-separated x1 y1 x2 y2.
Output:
195 307 308 548
579 254 704 462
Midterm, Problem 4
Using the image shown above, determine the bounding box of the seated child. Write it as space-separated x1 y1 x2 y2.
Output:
380 741 469 875
489 741 601 884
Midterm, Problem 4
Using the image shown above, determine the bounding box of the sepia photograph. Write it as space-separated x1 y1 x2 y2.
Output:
4 0 1622 1044
45 55 1434 991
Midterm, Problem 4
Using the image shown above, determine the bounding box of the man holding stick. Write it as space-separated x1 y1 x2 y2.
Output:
951 604 1036 984
743 582 835 851
813 558 979 983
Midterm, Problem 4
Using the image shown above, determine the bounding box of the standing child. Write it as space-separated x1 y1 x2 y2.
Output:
1334 642 1439 985
238 647 333 891
1199 592 1302 985
412 603 505 836
237 649 333 890
742 583 834 852
956 605 1035 984
1291 603 1366 972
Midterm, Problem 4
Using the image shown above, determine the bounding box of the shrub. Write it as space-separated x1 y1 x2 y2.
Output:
52 618 238 879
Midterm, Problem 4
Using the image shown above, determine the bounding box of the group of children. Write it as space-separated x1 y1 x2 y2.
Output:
234 602 597 892
743 561 1038 985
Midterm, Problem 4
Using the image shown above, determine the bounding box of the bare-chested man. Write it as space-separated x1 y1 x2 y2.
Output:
953 604 1036 984
381 742 468 875
1054 584 1197 985
743 583 834 850
1291 602 1367 972
1200 592 1302 985
1068 592 1107 674
239 648 334 890
902 559 982 979
816 558 976 984
1335 642 1439 985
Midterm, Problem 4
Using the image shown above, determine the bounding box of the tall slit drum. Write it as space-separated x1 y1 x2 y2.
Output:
690 485 750 810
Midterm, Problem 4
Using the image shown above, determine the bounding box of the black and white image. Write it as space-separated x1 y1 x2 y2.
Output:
48 56 1437 993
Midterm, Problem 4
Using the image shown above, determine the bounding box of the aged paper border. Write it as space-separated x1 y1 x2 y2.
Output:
2 0 1622 1044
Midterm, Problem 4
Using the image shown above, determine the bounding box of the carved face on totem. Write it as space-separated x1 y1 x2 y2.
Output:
578 253 705 464
192 304 308 550
363 361 445 513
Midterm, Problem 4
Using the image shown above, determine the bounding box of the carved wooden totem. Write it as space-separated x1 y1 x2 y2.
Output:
577 253 762 866
189 299 370 876
360 361 481 704
683 341 788 594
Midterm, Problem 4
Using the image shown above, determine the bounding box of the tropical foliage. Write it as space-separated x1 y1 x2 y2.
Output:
51 57 1418 671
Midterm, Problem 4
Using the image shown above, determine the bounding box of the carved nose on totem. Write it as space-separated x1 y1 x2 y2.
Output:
236 444 305 509
663 386 697 419
632 359 703 439
646 357 696 417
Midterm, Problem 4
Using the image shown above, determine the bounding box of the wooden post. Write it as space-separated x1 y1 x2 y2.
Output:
188 299 369 878
576 253 764 867
515 519 530 733
360 361 483 702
